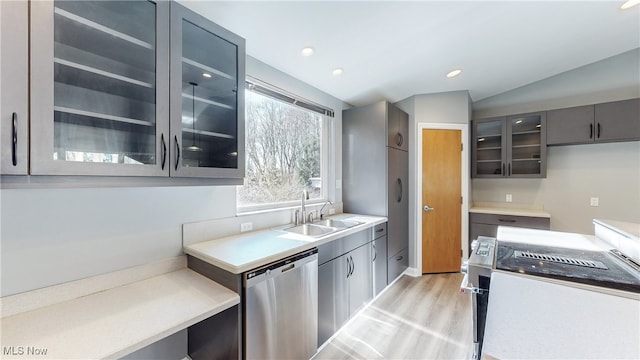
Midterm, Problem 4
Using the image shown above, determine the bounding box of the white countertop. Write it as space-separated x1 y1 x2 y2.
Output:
594 219 640 240
1 263 239 359
470 204 550 218
496 226 610 251
483 271 640 359
184 213 387 274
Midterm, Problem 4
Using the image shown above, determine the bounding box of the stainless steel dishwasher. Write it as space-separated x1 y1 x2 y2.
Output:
244 248 318 360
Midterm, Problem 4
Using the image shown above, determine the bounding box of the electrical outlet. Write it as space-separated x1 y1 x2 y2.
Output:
590 197 599 207
240 222 253 232
506 194 513 203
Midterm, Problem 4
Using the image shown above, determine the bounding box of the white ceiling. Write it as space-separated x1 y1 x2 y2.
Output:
180 1 640 107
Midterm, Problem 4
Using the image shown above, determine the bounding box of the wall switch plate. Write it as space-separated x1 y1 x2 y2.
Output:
240 222 253 232
590 197 599 207
506 194 513 203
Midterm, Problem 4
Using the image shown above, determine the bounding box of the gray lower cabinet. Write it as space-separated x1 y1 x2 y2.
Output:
547 98 639 145
318 224 388 346
469 212 550 253
318 243 372 346
318 254 350 346
372 226 388 297
387 247 408 282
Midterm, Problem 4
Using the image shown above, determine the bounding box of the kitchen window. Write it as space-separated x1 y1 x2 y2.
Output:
237 79 333 211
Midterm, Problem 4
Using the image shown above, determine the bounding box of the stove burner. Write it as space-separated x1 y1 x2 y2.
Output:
514 250 608 270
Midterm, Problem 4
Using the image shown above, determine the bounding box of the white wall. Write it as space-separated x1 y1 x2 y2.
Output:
396 91 472 272
471 49 640 234
0 56 346 297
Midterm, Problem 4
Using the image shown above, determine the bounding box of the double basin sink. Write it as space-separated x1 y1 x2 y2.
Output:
284 219 363 238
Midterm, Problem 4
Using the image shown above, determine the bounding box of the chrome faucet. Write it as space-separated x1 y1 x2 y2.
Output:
319 200 333 220
301 189 309 224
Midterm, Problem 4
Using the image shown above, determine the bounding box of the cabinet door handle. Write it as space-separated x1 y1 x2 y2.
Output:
160 133 167 170
350 255 355 277
396 255 403 261
396 132 404 147
396 178 403 203
589 123 594 139
174 135 180 171
597 123 601 139
11 112 17 166
502 163 505 176
376 228 384 233
508 163 511 176
372 243 377 262
346 256 351 278
498 219 516 223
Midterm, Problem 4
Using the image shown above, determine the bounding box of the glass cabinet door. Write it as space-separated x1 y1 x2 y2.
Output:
170 4 245 179
473 118 506 177
1 0 29 175
507 113 546 177
30 1 169 176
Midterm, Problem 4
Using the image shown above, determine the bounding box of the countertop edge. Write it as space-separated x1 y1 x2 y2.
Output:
593 219 640 239
469 206 550 218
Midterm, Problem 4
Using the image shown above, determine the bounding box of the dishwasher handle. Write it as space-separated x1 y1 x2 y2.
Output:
244 248 318 287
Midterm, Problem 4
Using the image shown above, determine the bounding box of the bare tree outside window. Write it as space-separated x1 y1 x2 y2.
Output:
238 90 324 208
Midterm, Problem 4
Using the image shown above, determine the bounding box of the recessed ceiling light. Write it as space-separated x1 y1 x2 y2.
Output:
301 47 314 56
332 68 344 76
202 73 212 78
621 0 639 10
446 69 462 78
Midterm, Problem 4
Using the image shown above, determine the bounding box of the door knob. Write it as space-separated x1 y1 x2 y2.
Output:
423 205 435 212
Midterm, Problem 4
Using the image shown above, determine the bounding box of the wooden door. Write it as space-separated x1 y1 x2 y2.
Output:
422 129 461 273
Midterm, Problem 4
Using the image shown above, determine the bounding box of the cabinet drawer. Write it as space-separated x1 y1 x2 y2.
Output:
470 213 550 229
387 247 408 283
372 223 387 240
318 228 371 265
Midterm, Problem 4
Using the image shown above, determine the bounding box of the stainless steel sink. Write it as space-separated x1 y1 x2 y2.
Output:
313 219 363 229
284 223 337 237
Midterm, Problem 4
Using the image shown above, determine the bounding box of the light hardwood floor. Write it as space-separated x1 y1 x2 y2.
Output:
313 273 473 360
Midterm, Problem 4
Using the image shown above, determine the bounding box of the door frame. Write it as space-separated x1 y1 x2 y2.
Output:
415 123 469 275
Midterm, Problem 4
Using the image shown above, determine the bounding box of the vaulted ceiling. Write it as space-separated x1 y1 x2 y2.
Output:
180 1 640 106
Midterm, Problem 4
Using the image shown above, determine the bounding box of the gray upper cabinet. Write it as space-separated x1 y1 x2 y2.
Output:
472 117 506 177
169 3 245 179
30 0 170 176
472 112 546 178
387 103 409 152
594 98 640 143
547 99 639 145
1 1 29 175
13 1 245 181
547 105 594 145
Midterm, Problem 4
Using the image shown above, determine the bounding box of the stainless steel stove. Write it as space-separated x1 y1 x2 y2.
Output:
496 241 640 293
460 236 496 359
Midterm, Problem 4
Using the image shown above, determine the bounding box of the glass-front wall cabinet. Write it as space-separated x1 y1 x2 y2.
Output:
170 4 245 178
473 118 506 177
508 113 545 176
472 113 546 178
30 0 169 176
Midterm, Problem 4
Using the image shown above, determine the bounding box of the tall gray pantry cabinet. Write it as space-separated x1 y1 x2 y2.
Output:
342 101 409 282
